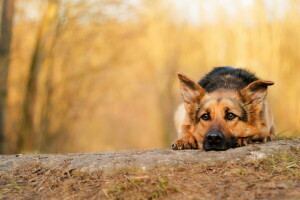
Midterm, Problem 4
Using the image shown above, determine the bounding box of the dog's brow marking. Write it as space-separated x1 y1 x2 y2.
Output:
224 106 230 112
205 108 211 113
203 99 217 107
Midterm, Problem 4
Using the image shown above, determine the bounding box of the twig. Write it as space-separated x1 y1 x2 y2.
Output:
123 175 140 189
129 175 149 180
102 189 110 199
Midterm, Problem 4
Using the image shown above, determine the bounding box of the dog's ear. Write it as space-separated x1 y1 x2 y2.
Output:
177 73 205 105
240 80 274 102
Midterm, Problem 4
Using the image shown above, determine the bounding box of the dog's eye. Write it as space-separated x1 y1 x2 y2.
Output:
226 112 236 120
200 113 210 121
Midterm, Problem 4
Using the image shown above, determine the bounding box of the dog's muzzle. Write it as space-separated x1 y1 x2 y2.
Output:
203 131 231 151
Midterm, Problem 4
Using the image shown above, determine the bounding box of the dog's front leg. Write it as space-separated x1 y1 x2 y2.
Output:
171 134 198 150
237 124 276 147
171 124 199 150
236 137 253 146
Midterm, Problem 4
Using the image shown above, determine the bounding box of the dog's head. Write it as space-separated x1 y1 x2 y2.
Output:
178 73 274 151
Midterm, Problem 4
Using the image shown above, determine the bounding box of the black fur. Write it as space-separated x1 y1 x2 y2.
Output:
198 66 259 93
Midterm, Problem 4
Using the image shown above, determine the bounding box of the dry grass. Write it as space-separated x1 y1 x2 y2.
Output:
0 149 299 200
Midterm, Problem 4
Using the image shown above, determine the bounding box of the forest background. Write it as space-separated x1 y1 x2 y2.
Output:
0 0 299 154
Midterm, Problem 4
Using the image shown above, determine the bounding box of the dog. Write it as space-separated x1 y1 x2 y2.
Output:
171 66 275 151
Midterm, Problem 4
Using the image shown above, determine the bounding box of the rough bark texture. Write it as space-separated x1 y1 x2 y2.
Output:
0 0 15 154
0 140 299 175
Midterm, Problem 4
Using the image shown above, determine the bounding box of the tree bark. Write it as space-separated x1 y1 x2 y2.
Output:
17 0 58 153
0 0 15 154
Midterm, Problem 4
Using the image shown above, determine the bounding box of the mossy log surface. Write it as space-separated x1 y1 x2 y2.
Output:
0 140 299 175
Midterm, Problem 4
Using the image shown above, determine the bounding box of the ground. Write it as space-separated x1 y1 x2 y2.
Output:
0 140 299 200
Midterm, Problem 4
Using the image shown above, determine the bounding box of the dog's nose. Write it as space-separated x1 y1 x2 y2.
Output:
206 131 224 146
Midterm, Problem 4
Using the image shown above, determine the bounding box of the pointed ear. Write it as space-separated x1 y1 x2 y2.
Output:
240 80 274 102
177 73 205 104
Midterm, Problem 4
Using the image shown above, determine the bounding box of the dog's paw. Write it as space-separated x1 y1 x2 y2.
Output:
236 137 252 147
267 133 276 141
171 135 198 150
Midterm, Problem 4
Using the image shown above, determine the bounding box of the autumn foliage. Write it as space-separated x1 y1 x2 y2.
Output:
1 0 299 153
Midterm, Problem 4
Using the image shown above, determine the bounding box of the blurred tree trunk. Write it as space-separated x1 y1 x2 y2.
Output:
0 0 15 154
38 18 60 153
17 0 58 153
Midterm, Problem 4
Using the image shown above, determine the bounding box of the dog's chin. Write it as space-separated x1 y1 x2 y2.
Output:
203 137 236 151
203 146 230 151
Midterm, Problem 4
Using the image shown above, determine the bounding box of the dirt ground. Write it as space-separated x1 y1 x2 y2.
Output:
0 148 299 200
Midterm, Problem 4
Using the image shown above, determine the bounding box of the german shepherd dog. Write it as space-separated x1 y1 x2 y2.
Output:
172 67 275 151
